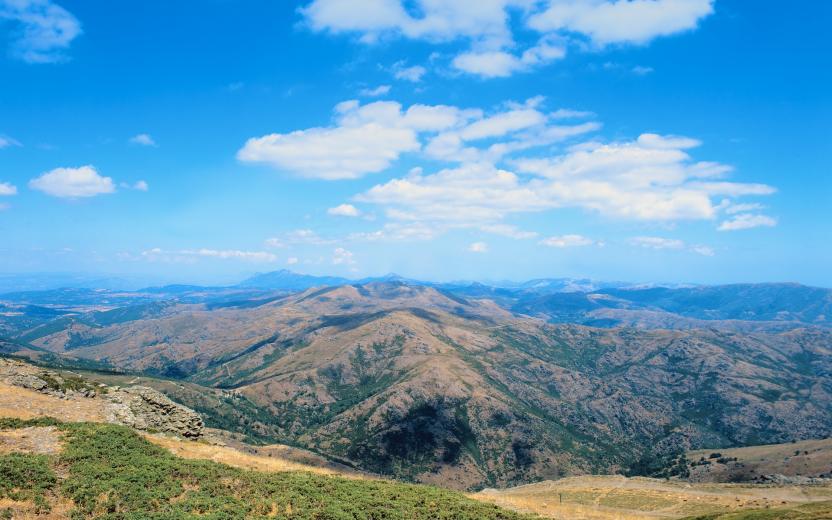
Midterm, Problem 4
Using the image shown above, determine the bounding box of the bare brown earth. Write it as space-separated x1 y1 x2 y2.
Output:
474 476 832 519
687 438 832 482
0 426 62 455
12 282 832 490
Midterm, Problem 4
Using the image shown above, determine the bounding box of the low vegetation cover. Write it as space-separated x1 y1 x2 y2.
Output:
0 452 56 513
682 500 832 520
1 418 532 519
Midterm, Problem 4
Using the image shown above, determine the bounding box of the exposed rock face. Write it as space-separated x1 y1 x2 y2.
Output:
105 386 203 438
0 357 203 439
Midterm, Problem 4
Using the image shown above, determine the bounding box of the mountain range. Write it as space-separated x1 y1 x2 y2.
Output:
1 273 830 490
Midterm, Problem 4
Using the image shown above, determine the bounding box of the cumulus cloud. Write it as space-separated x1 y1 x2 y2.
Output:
287 256 299 265
332 247 356 265
328 203 361 217
141 248 277 263
300 0 713 78
718 213 777 231
129 133 157 147
539 234 594 247
238 97 589 179
0 182 17 196
244 96 775 238
360 84 391 97
528 0 714 46
392 62 426 82
0 0 82 63
358 130 773 229
468 241 488 253
29 165 115 198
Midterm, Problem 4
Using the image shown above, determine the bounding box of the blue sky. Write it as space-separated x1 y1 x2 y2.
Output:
0 0 830 286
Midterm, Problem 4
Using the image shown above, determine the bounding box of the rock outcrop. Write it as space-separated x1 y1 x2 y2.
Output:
0 357 203 438
106 386 203 438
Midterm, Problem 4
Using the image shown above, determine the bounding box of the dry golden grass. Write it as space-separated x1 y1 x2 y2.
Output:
0 383 107 423
144 434 368 480
0 426 62 455
688 438 832 482
0 497 74 519
473 475 832 520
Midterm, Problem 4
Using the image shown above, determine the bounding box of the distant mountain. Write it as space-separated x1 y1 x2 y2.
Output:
238 269 351 290
512 283 832 330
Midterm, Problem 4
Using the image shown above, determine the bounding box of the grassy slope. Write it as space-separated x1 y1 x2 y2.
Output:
686 438 832 482
682 501 832 520
1 418 533 519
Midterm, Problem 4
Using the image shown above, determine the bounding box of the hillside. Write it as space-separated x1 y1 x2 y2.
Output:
2 358 831 520
4 282 832 490
685 437 832 483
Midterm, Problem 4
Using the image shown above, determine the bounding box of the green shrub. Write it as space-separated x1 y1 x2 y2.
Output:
0 453 57 512
57 423 531 519
0 416 62 429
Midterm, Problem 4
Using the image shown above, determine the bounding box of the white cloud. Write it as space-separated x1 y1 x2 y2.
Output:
348 222 437 242
550 108 594 119
287 256 299 265
528 0 714 46
328 203 361 217
724 202 764 215
452 51 525 78
468 241 488 253
129 133 157 147
287 228 334 245
332 247 356 265
29 165 115 198
237 100 443 180
121 180 149 191
267 229 338 246
392 62 426 82
718 213 777 231
141 248 277 263
301 0 714 78
0 135 22 148
480 224 538 239
360 84 391 97
0 0 82 63
631 236 715 256
692 245 715 256
539 234 594 247
632 65 654 75
246 97 775 236
0 182 17 196
630 236 686 250
240 97 598 180
359 129 773 229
